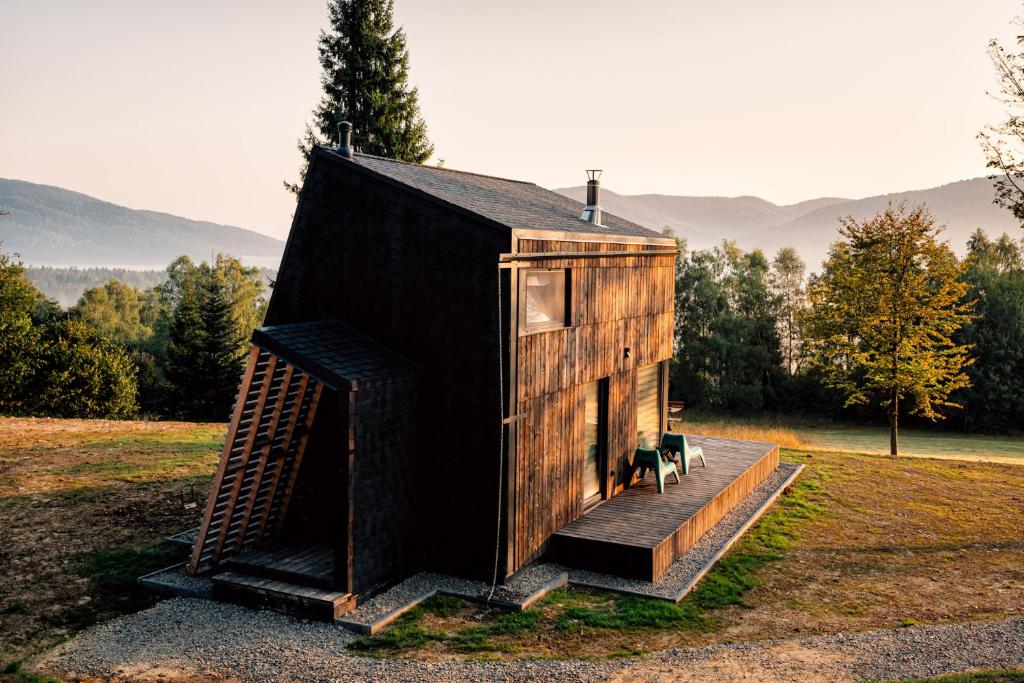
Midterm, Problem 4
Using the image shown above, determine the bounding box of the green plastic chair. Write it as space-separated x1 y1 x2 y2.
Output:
633 447 680 494
660 432 707 475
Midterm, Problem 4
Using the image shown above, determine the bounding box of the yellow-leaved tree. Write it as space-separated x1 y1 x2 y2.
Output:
804 203 974 455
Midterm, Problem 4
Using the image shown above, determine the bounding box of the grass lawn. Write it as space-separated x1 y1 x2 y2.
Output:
676 413 1024 464
348 448 1024 660
1 416 1022 669
0 417 221 668
797 426 1024 463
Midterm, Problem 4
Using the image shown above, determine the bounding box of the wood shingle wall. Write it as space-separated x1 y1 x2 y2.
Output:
265 150 511 580
349 373 418 593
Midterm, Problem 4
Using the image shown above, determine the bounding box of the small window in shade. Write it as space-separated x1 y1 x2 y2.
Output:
520 269 568 331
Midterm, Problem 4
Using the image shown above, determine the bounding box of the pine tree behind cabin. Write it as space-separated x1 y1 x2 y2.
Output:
165 276 244 421
286 0 433 194
804 203 974 455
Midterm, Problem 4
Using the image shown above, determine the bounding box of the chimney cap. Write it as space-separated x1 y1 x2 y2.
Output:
336 121 353 159
580 170 603 225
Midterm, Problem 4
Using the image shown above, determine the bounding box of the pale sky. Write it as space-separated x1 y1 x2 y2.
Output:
2 0 1020 240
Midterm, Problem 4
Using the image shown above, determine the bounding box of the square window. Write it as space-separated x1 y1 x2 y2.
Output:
520 269 569 332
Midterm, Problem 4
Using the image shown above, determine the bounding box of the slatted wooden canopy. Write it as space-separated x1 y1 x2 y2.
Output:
188 321 418 578
187 345 324 575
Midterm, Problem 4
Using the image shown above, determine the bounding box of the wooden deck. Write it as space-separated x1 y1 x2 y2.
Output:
225 543 335 588
549 436 780 582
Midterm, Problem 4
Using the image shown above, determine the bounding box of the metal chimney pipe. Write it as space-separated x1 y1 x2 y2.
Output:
337 121 353 159
580 169 602 225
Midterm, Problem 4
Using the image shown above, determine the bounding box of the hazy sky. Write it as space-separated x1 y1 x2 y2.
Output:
2 1 1020 240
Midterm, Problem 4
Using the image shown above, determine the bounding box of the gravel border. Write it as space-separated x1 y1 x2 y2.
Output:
149 464 802 630
37 597 1024 683
165 527 199 547
564 461 804 601
338 564 567 634
137 562 214 600
335 462 801 631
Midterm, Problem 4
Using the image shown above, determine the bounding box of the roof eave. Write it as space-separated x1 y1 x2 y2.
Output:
512 227 677 247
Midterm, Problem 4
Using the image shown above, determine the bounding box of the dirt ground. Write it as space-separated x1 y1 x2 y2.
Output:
0 417 223 665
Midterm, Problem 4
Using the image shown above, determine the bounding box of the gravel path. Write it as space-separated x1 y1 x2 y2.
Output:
37 598 1024 682
339 564 566 633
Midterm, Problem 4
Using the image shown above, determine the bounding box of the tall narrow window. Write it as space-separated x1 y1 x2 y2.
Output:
583 379 607 507
520 269 569 332
636 363 662 449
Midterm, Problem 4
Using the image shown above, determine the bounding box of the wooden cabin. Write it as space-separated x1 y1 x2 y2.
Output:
186 129 778 620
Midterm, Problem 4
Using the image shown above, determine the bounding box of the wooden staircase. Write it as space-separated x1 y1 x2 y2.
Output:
212 543 354 621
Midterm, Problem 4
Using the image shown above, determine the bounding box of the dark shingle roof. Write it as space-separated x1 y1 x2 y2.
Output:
252 321 415 390
319 148 665 240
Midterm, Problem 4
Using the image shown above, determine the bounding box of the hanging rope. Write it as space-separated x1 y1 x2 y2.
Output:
487 267 506 604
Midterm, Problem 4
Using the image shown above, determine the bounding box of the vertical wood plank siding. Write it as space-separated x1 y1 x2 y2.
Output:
510 239 676 572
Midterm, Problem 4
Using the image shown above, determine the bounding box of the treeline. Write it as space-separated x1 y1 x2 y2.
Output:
4 211 1023 435
25 265 277 308
0 252 270 421
670 220 1024 434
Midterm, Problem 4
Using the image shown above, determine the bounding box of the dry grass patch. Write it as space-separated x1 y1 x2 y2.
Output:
712 451 1024 642
670 416 807 449
0 417 222 666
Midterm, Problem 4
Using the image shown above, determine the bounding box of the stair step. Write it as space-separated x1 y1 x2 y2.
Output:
225 544 335 589
212 571 355 622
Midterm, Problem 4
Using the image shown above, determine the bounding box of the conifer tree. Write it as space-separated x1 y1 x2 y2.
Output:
165 288 202 413
164 274 246 421
195 275 245 420
286 0 433 193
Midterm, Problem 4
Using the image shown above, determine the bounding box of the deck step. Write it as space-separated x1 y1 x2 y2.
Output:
225 544 334 589
212 571 355 622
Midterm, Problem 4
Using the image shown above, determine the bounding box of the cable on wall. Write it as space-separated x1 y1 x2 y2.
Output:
487 266 506 604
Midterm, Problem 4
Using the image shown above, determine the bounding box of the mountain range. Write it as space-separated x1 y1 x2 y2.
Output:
1 176 1019 275
0 178 285 269
557 177 1021 267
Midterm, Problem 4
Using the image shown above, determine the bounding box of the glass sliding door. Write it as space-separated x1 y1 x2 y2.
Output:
636 362 662 449
583 379 607 508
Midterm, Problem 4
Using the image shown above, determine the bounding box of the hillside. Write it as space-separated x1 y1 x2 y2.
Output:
25 266 278 307
557 177 1021 268
555 186 850 245
3 175 1018 275
0 178 285 268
